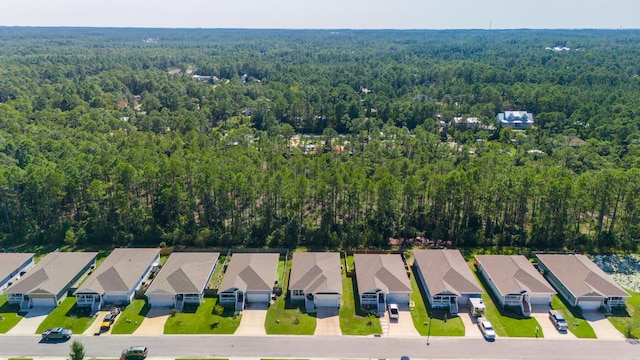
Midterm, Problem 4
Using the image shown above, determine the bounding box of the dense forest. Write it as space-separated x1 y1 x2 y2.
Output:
1 27 640 252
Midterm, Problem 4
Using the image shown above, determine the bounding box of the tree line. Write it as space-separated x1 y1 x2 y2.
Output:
0 28 639 252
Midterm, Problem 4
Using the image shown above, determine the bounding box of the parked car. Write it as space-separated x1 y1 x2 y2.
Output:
549 310 568 331
477 317 496 340
121 346 148 360
101 312 117 330
42 327 72 340
387 303 399 320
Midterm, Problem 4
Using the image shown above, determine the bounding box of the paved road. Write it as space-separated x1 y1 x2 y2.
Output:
1 335 640 359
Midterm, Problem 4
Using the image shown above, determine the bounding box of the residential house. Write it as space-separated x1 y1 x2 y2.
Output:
354 254 411 313
0 253 35 293
218 253 279 311
6 251 97 309
145 252 220 311
75 248 160 311
496 111 534 129
413 249 483 314
536 253 629 311
475 255 555 315
289 252 342 312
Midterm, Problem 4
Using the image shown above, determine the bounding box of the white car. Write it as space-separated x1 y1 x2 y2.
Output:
477 317 496 340
387 303 399 320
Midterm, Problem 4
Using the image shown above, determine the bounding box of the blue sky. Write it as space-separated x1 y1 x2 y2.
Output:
1 0 638 29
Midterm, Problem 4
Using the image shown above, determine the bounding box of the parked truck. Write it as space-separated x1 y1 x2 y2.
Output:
469 297 486 317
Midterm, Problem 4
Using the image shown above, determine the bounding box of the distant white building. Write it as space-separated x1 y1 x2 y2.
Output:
497 111 534 129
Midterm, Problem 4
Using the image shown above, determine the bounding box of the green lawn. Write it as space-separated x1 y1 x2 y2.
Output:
551 295 596 338
609 290 640 339
0 295 25 333
111 299 149 334
265 268 316 335
338 271 381 335
208 255 226 288
164 298 241 334
409 267 464 336
474 268 542 337
36 297 95 334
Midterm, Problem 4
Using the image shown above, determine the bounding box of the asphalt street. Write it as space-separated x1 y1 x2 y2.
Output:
1 335 639 359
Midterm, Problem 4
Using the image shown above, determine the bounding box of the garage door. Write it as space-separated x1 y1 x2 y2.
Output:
246 292 270 303
31 297 56 307
149 295 174 307
315 294 340 307
578 300 602 310
387 293 410 305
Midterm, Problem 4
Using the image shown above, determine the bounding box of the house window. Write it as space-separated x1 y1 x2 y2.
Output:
292 290 304 297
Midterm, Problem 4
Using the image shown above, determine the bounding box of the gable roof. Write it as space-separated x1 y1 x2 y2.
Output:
6 252 97 296
76 248 159 294
476 255 555 297
0 253 34 282
145 252 219 295
413 249 482 297
354 254 411 294
289 252 342 294
219 253 279 293
536 254 629 299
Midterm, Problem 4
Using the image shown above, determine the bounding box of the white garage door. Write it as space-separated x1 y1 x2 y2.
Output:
387 293 410 305
315 294 340 307
31 297 56 307
149 295 174 307
578 300 602 310
246 292 270 303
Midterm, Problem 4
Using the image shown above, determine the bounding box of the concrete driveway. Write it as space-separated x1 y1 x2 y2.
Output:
583 311 626 340
134 307 171 335
235 303 267 335
387 304 420 337
530 306 576 340
314 307 341 336
7 307 54 334
83 311 109 335
457 308 483 337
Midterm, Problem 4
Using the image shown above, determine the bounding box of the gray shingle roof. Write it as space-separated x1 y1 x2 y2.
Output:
289 252 342 294
145 252 219 295
413 249 482 296
0 253 34 284
476 255 555 297
6 252 97 295
219 253 279 293
536 254 629 298
76 248 159 294
354 254 411 294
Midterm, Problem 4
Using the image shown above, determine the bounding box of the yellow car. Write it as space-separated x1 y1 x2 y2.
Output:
101 312 117 330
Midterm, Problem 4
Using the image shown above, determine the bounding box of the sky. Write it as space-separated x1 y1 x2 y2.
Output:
1 0 639 29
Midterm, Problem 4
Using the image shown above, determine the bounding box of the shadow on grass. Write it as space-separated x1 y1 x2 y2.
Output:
139 302 151 317
610 307 631 318
182 304 198 314
64 303 92 318
0 301 20 314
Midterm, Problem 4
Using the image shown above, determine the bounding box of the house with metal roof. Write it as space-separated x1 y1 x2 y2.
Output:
145 252 219 311
75 248 160 311
0 253 35 294
536 253 629 311
218 253 279 311
413 249 483 314
475 255 555 316
289 252 342 312
496 110 534 129
354 254 411 313
6 251 97 309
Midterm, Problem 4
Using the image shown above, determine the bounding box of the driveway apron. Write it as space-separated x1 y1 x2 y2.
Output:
583 311 626 340
235 303 267 335
387 304 420 337
7 307 54 335
314 307 341 336
134 308 171 335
